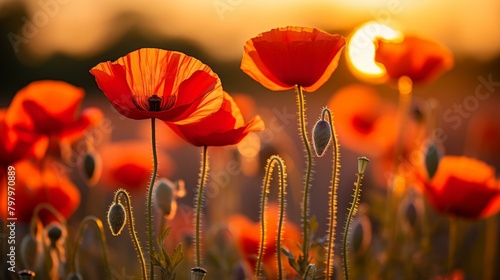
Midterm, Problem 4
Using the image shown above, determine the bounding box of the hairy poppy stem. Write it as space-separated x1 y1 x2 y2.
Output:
322 108 340 279
256 155 287 279
295 85 314 265
343 158 368 280
71 216 111 279
147 117 158 280
195 145 209 267
115 190 148 280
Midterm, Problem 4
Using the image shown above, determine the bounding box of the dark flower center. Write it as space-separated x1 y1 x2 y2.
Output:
133 94 176 112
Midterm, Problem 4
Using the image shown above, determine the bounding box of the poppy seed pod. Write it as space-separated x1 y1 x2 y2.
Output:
107 202 127 236
357 157 370 175
191 267 207 280
154 178 176 217
425 141 442 179
312 119 332 157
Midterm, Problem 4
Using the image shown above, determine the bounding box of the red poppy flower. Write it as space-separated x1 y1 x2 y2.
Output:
97 141 174 192
327 84 398 156
0 159 80 223
5 80 103 142
228 204 301 278
167 92 264 146
90 48 223 125
375 35 454 84
421 156 500 219
241 26 346 92
0 109 48 166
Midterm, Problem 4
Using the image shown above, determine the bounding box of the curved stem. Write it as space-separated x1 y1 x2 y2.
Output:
71 216 111 279
195 145 209 267
256 155 287 278
295 85 313 263
147 117 158 280
323 108 340 279
343 171 365 280
115 190 148 280
31 203 67 235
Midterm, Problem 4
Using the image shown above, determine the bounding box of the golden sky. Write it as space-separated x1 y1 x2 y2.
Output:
2 0 500 62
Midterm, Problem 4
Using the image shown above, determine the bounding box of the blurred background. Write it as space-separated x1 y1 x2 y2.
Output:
1 0 500 279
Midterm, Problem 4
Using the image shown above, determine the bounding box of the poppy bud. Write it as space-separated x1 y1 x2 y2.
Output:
312 119 332 157
107 202 127 236
47 223 63 244
349 205 371 258
425 141 442 179
399 190 424 235
154 178 175 216
82 152 101 186
191 267 207 280
20 233 43 270
154 178 185 220
18 270 36 280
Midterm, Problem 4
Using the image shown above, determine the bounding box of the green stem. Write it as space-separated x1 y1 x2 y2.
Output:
71 216 111 279
147 117 158 280
323 108 340 279
115 190 148 280
343 171 365 280
483 215 498 280
295 85 313 263
195 145 209 267
447 217 458 273
256 155 287 279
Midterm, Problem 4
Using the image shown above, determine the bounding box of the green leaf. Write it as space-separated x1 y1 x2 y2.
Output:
172 243 184 266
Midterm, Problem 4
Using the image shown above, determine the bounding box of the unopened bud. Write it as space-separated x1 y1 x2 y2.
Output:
20 233 43 269
424 141 442 179
154 178 175 216
312 120 332 157
357 157 370 175
107 202 126 236
18 270 36 280
46 223 66 248
82 152 101 186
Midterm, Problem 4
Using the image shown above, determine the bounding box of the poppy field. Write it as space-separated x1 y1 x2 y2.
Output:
1 2 500 280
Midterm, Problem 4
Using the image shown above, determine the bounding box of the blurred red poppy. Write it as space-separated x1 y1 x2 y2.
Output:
328 84 398 156
90 48 223 124
228 204 301 278
0 109 48 166
421 156 500 219
167 92 264 146
5 80 103 143
241 26 346 92
0 159 80 223
97 141 174 192
375 35 454 84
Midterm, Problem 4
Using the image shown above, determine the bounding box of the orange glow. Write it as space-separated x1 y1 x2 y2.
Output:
346 22 402 81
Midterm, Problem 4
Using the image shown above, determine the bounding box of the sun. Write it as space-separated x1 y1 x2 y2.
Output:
346 21 402 81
